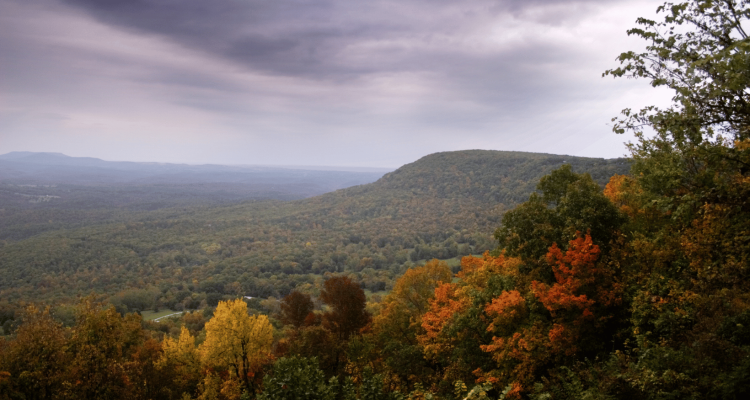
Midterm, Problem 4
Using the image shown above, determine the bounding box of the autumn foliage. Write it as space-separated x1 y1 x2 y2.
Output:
201 299 273 395
320 276 371 341
280 290 314 328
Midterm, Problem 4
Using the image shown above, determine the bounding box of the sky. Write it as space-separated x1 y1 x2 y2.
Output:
0 0 672 168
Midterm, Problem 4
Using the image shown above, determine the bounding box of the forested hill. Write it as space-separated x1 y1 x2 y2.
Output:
0 150 629 314
376 150 627 202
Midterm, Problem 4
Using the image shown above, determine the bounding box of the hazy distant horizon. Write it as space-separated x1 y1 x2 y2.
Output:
0 148 628 172
0 150 396 172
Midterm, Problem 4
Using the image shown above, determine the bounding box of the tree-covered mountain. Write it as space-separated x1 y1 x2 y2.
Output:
0 150 628 314
376 150 628 203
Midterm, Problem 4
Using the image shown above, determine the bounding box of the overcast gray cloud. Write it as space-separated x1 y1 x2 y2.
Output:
59 0 602 77
0 0 670 167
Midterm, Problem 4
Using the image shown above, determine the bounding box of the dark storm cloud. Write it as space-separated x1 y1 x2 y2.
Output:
60 0 616 79
51 0 630 125
60 0 366 77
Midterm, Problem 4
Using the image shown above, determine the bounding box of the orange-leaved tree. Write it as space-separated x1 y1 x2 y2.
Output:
478 235 622 394
418 253 519 392
372 259 453 390
532 233 621 356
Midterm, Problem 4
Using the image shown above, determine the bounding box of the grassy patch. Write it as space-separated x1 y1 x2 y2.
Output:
141 309 181 321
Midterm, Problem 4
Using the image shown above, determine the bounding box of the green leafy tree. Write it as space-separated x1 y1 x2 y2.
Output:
582 1 750 398
604 0 749 142
256 356 336 400
286 325 342 377
494 164 625 269
604 0 750 220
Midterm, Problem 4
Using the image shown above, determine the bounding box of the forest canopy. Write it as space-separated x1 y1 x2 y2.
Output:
0 150 627 319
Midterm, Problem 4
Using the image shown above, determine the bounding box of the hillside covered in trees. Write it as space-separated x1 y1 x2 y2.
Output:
0 150 627 316
2 0 749 399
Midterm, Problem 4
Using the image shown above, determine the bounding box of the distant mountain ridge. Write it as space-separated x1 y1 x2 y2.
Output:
0 151 391 212
0 151 390 186
0 152 392 240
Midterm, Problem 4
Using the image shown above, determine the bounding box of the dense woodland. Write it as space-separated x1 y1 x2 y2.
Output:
2 0 749 399
0 150 627 321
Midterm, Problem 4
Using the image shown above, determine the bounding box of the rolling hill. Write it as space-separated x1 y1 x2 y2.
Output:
0 150 630 315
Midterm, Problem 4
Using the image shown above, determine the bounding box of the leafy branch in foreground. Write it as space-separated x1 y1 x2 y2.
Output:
604 0 750 141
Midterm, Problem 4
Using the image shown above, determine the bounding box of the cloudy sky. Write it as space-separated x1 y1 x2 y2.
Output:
0 0 670 168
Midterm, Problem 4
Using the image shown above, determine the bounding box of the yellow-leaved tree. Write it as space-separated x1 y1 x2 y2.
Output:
200 299 273 395
157 326 201 398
